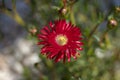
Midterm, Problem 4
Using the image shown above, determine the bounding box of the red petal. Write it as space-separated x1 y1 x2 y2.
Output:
77 47 83 50
54 55 60 62
41 28 48 35
49 21 54 28
38 34 47 40
54 51 64 62
37 41 47 45
66 49 71 62
41 46 52 53
47 50 58 59
76 41 84 45
44 26 50 33
63 54 66 63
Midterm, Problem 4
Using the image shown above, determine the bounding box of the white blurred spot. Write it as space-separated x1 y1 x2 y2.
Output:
23 53 40 66
95 48 113 59
15 38 33 55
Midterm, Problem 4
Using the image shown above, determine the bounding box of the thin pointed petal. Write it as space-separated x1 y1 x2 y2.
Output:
37 19 83 63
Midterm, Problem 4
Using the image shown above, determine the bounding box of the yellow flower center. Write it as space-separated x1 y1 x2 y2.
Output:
55 34 68 46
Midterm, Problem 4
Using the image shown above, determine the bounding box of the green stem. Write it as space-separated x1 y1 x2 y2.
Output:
87 23 100 40
99 28 110 43
69 5 75 24
87 23 100 46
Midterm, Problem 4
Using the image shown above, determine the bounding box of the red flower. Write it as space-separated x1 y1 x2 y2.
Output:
38 20 83 62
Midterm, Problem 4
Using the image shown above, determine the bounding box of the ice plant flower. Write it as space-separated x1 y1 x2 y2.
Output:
38 20 83 62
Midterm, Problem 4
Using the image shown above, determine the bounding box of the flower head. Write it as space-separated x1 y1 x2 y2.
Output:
38 20 83 62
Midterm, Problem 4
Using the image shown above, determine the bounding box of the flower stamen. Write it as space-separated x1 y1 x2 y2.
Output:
55 34 68 46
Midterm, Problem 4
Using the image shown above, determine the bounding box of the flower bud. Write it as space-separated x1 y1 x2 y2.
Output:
116 7 120 12
107 19 117 29
29 28 37 34
59 7 67 15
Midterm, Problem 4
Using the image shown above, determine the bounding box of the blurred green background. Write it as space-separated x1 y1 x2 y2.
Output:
0 0 120 80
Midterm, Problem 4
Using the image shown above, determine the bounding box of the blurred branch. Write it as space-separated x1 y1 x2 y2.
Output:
87 22 101 47
3 9 25 27
62 0 67 6
87 23 100 40
1 0 26 27
2 0 5 8
99 28 110 44
12 0 16 11
68 0 77 24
